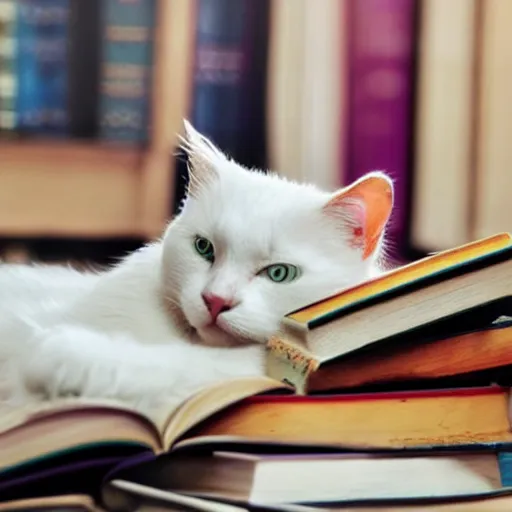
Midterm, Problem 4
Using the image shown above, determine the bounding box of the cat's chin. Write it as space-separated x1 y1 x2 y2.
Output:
194 323 257 348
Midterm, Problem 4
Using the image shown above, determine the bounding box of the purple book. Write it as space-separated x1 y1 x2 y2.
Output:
344 0 417 261
0 443 151 503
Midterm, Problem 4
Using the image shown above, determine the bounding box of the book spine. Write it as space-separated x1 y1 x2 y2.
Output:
410 0 477 252
98 0 156 144
499 452 512 487
235 0 269 171
173 0 256 212
14 0 38 133
345 0 417 259
190 0 249 150
473 0 512 239
68 0 101 138
0 0 16 132
15 0 70 135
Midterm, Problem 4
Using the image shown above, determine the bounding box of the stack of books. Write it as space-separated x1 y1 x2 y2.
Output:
0 233 510 512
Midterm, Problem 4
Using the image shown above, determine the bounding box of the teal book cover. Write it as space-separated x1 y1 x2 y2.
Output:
98 0 156 143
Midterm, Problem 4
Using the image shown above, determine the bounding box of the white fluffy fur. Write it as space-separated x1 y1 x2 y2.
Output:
0 121 392 415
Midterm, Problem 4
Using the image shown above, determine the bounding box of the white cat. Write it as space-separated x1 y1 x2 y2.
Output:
0 121 393 414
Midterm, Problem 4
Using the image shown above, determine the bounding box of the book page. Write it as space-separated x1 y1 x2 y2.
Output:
0 377 290 470
105 480 246 512
0 494 102 511
105 480 322 512
0 399 163 472
161 377 291 450
0 397 157 435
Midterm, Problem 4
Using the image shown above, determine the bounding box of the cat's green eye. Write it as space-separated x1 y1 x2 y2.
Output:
194 236 215 262
262 263 300 283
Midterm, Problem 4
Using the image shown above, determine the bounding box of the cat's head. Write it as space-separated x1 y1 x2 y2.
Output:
162 121 393 347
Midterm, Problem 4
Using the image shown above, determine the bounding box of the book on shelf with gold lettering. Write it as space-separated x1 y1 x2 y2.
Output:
266 232 512 393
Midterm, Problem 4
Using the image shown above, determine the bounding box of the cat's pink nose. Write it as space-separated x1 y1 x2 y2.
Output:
202 293 233 322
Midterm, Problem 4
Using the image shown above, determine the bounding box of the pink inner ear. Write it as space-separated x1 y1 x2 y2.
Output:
347 199 366 229
340 198 367 248
346 201 366 247
324 174 393 259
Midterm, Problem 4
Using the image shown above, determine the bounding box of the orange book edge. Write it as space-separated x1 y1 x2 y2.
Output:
308 324 512 391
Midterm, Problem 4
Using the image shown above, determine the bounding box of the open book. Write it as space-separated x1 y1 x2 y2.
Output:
0 377 290 504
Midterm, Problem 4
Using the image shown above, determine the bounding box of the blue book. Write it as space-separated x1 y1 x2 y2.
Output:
191 0 249 152
173 0 270 213
98 0 156 144
15 0 70 136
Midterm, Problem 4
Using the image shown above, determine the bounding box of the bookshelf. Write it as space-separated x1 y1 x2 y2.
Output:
0 0 194 239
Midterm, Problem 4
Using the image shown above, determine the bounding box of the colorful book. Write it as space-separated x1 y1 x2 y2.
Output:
109 450 512 506
101 484 512 512
266 233 511 392
0 0 16 132
98 0 156 143
344 0 417 260
174 0 268 212
15 0 70 135
193 385 512 450
9 483 512 511
190 0 250 154
269 307 512 393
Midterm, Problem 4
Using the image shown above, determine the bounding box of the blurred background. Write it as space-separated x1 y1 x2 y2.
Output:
0 0 510 268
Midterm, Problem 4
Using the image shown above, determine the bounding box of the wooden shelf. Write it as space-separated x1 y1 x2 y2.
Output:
1 141 148 237
0 0 194 240
2 139 144 170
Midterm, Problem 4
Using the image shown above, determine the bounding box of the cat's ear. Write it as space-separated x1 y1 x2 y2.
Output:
323 172 393 259
180 120 227 196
